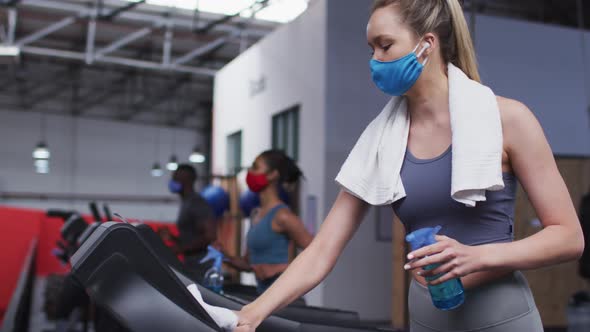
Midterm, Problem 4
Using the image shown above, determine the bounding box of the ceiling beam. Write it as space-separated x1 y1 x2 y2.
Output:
99 0 146 21
94 23 161 59
20 0 271 38
20 45 218 76
16 15 78 46
172 33 234 66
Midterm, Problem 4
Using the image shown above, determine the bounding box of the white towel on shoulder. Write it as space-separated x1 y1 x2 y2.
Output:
335 64 504 207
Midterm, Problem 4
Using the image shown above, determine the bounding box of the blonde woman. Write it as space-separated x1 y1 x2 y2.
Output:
233 1 584 331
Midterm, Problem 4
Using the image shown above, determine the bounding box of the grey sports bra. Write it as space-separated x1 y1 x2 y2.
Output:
392 146 517 245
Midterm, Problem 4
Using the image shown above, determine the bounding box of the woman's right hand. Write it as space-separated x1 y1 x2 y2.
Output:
233 309 261 332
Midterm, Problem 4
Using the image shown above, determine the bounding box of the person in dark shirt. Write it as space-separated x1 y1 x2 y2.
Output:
165 164 217 282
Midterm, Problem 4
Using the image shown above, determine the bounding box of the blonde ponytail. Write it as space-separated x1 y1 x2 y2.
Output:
446 0 480 82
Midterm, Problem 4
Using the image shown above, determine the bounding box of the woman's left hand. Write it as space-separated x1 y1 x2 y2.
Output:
404 235 492 285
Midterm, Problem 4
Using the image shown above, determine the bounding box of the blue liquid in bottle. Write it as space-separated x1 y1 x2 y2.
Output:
406 226 465 310
200 246 224 294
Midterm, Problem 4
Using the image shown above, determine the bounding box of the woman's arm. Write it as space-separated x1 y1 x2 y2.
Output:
274 210 313 249
235 190 369 331
407 98 584 284
223 253 253 272
484 98 584 269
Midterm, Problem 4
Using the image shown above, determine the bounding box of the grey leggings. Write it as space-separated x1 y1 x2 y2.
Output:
409 271 543 332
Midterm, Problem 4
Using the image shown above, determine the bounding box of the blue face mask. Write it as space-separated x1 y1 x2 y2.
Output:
168 179 183 194
370 41 430 96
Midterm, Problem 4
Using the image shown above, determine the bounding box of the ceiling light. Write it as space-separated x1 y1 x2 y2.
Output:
151 162 164 177
166 155 179 171
33 141 50 160
34 159 49 174
189 147 206 164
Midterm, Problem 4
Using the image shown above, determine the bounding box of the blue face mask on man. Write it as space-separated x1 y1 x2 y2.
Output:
168 179 183 194
370 40 431 96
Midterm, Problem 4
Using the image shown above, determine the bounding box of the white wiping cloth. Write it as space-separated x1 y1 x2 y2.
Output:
187 284 238 331
335 64 505 207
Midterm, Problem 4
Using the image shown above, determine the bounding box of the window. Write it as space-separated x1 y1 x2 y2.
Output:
227 131 242 175
272 105 299 161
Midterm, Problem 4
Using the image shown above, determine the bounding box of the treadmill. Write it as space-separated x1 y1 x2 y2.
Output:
132 223 363 326
70 222 399 332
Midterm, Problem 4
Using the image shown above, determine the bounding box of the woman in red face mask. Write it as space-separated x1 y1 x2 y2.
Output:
224 150 313 294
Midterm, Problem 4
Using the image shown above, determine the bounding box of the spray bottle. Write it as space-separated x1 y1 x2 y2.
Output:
406 226 465 310
200 246 224 294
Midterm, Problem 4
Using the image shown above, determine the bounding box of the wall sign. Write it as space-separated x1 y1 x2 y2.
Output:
249 76 266 97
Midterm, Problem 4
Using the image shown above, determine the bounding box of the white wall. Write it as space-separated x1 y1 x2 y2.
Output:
0 109 207 221
212 0 328 305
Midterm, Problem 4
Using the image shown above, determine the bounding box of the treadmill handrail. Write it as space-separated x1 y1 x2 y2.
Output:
131 225 371 328
70 222 222 331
